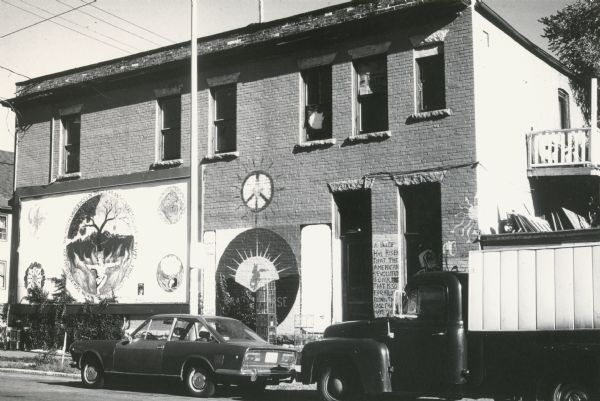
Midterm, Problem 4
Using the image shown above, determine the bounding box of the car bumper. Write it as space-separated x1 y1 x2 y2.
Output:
215 368 296 383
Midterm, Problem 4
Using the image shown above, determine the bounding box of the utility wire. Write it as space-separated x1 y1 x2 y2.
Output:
0 0 96 39
18 0 142 52
79 0 176 45
3 0 131 54
0 65 30 79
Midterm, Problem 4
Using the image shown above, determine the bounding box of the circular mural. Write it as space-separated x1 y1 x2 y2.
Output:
64 192 136 299
156 254 183 292
241 171 274 213
158 186 185 224
216 228 299 325
24 262 45 290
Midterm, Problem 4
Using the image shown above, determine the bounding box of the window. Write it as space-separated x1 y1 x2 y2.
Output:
558 89 570 129
133 318 173 340
0 261 5 290
0 215 7 241
212 85 236 154
158 96 181 160
403 285 447 319
61 114 80 174
416 46 446 112
303 65 332 141
355 56 388 134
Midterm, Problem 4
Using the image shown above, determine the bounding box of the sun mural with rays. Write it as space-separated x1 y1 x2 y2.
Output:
215 228 299 335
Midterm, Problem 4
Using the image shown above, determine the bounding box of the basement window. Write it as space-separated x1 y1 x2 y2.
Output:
61 114 80 174
158 96 182 161
302 65 332 141
416 45 446 112
212 85 237 154
355 56 388 134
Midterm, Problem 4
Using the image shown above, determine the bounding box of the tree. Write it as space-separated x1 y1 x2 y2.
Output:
541 0 600 123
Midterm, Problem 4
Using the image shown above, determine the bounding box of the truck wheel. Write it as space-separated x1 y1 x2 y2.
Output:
537 379 591 401
317 363 359 401
184 365 216 398
81 358 104 389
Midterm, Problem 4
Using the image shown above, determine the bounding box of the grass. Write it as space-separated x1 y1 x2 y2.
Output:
0 351 79 374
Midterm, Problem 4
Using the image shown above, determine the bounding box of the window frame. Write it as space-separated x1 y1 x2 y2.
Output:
415 45 446 113
0 214 7 241
158 95 182 161
353 55 389 135
0 260 5 290
558 88 570 129
302 65 333 142
61 114 81 175
210 84 237 155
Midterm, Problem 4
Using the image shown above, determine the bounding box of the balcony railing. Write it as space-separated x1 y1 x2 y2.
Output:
526 127 599 169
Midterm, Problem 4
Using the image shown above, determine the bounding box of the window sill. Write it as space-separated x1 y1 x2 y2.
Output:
203 151 239 162
407 108 453 123
151 159 183 170
56 172 81 181
344 130 391 145
294 138 336 153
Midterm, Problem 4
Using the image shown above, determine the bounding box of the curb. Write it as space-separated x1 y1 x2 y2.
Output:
0 368 79 378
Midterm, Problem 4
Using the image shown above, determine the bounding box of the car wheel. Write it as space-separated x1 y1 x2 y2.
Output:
81 358 104 389
185 365 216 398
536 379 591 401
317 363 359 401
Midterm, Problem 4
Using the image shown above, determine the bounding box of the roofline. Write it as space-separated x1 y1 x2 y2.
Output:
475 0 573 78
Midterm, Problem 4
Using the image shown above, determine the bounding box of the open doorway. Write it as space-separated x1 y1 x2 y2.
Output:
400 183 442 277
334 190 373 321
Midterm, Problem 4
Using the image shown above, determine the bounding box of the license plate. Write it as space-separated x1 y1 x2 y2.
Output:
264 352 278 364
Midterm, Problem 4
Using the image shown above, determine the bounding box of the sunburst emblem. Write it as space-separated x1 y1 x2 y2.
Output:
223 238 290 292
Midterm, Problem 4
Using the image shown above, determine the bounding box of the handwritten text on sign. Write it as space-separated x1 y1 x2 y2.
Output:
372 234 399 317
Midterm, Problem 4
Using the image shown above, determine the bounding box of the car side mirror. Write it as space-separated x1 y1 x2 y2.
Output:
122 330 132 343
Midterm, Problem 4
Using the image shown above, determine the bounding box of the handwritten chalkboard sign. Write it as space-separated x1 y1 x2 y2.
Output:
372 234 399 317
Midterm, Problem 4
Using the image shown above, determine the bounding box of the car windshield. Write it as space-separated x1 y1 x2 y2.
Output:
204 317 265 343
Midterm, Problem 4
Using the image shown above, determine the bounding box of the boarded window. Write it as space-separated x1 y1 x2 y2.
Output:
417 51 446 112
159 96 181 160
62 115 80 174
303 65 332 141
355 56 388 133
213 85 237 154
558 89 570 129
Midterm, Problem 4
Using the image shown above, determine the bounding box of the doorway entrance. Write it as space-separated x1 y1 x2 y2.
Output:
400 183 442 277
335 190 373 321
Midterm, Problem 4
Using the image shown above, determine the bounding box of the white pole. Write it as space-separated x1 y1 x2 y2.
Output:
61 331 67 366
591 78 598 165
189 0 200 315
259 0 264 23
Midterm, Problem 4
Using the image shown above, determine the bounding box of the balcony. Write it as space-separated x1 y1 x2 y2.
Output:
526 127 600 177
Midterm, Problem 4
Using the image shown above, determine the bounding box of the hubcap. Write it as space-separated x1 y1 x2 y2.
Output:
327 372 345 398
554 383 588 401
85 365 98 382
191 370 206 390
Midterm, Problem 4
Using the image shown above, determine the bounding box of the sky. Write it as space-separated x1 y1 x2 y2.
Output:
0 0 576 152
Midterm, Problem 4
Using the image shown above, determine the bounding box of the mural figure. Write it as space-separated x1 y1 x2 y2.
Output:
24 262 45 290
64 192 136 299
216 228 299 327
158 186 185 224
451 196 479 243
28 205 46 236
156 254 183 292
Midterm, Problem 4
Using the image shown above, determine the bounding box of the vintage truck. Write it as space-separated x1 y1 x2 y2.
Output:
300 234 600 401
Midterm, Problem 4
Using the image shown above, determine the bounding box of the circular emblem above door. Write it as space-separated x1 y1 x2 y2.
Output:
241 171 273 213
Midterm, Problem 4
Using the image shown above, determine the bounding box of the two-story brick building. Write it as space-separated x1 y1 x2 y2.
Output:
4 0 592 339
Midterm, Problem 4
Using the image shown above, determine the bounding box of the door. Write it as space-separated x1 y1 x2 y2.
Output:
114 317 173 374
342 234 373 321
388 284 449 391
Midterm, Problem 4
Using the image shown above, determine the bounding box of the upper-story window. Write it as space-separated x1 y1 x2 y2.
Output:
0 215 7 241
0 260 5 290
355 56 388 134
415 45 446 112
558 88 570 129
158 96 182 161
61 114 80 174
211 85 237 154
302 65 332 141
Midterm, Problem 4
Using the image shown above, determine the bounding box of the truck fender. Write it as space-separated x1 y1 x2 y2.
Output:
300 337 391 394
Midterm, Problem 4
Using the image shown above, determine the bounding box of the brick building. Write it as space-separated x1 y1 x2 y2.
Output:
3 0 591 338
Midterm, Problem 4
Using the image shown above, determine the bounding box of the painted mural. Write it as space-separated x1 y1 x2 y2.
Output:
158 186 185 224
215 228 299 326
24 262 45 290
64 192 136 299
156 254 183 292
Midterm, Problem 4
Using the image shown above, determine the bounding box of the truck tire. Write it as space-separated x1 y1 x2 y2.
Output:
81 357 104 389
536 379 591 401
317 362 360 401
184 364 216 398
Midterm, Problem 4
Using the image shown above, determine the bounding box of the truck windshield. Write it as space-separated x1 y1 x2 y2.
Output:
404 285 447 319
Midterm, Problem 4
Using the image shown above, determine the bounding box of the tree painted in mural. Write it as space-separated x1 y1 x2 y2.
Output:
65 192 136 299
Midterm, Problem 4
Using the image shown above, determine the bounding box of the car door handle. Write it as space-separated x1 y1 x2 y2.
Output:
156 345 165 349
431 332 445 336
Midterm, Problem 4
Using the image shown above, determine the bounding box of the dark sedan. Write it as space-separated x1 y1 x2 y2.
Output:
69 314 297 397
